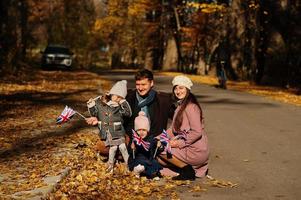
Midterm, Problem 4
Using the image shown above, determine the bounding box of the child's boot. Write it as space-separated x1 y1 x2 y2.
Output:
106 163 114 174
172 165 195 180
133 164 145 178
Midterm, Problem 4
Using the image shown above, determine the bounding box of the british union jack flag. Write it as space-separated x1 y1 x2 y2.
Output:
56 106 76 124
159 129 172 154
132 129 150 151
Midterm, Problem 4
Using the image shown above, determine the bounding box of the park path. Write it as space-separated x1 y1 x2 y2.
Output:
98 71 301 200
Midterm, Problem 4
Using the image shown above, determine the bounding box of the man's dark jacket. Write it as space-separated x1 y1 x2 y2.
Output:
124 89 175 137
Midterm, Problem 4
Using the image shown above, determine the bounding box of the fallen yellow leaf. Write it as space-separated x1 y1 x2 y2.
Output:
141 186 151 194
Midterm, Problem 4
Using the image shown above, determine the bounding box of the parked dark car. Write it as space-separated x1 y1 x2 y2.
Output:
41 45 74 70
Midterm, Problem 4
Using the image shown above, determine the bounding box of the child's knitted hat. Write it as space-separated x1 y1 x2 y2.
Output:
172 75 193 90
134 111 150 131
109 80 127 98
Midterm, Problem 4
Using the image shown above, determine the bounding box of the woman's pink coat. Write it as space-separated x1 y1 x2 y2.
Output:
163 103 209 177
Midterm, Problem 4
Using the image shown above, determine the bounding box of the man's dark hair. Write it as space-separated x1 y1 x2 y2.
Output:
135 69 153 81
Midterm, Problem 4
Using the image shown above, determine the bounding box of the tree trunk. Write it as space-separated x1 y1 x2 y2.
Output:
162 36 178 71
19 0 28 62
228 0 247 80
255 0 269 84
144 48 153 70
195 57 206 75
111 52 122 69
1 0 23 74
0 0 8 73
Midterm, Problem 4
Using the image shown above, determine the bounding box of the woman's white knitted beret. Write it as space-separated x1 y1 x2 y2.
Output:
172 75 193 90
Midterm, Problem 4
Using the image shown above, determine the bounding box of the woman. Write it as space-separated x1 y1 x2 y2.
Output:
158 75 209 180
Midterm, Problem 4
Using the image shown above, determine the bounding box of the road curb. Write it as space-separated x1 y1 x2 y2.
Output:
11 167 70 200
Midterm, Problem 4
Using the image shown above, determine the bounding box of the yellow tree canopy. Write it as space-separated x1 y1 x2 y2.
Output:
186 2 225 13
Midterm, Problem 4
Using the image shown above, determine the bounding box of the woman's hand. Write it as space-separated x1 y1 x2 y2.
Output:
170 140 179 148
85 117 98 125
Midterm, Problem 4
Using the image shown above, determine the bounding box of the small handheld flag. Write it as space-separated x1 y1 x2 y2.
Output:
160 129 170 144
159 129 172 154
132 129 150 151
56 106 76 124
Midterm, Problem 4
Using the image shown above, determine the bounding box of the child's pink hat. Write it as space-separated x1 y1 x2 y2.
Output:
134 111 150 131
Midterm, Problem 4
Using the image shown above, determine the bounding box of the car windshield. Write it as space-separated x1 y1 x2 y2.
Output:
44 46 71 54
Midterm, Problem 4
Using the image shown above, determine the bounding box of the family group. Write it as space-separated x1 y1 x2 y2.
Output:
85 69 209 181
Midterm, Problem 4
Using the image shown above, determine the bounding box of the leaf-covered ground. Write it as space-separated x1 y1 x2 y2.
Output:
7 69 295 199
0 70 108 198
1 70 237 200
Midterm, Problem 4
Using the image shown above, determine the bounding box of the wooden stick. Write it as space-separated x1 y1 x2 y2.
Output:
153 146 159 158
75 111 86 119
133 149 135 159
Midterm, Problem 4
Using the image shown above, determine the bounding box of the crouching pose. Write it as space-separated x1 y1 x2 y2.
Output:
158 75 209 180
128 111 163 179
86 80 132 174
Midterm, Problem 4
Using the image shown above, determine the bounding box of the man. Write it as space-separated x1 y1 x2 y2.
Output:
124 69 174 139
95 69 174 156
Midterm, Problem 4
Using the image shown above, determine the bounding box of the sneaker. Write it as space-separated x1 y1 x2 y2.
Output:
147 172 162 180
133 164 145 174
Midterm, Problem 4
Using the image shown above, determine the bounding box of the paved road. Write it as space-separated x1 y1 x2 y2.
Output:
98 71 301 200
